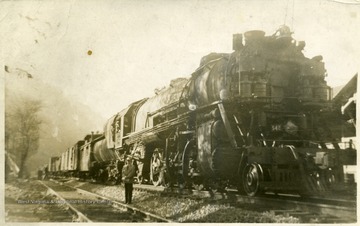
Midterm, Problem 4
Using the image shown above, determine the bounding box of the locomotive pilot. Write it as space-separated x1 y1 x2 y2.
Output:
122 157 136 204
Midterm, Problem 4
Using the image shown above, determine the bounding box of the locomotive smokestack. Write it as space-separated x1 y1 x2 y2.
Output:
233 33 243 51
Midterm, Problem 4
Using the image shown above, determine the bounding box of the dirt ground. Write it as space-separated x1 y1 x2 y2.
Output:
5 179 74 222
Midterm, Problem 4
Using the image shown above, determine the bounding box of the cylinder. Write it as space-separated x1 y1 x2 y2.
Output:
141 132 161 144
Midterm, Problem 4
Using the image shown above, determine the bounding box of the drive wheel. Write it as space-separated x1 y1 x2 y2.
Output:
243 163 263 196
150 149 164 186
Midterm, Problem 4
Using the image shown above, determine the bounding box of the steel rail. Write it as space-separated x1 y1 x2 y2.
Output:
38 180 92 222
48 178 356 222
134 183 356 222
71 185 174 223
49 179 174 223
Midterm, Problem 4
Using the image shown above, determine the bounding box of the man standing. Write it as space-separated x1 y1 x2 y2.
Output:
122 157 136 204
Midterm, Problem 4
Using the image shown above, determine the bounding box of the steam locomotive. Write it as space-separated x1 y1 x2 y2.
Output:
48 26 356 196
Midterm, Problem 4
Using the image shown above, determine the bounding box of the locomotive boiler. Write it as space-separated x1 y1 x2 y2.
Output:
50 26 356 196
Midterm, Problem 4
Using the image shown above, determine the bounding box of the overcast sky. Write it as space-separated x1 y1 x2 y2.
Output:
1 0 359 118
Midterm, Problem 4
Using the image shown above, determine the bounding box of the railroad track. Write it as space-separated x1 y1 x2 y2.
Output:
132 183 356 223
38 180 173 222
48 178 356 223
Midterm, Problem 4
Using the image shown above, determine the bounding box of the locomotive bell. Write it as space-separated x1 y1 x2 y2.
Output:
274 27 293 47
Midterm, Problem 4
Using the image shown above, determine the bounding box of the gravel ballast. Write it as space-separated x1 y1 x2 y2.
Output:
65 179 300 223
5 179 74 222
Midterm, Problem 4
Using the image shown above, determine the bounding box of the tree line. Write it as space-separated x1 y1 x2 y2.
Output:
5 97 42 179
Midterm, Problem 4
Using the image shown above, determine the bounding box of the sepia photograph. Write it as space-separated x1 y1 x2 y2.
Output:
1 0 358 224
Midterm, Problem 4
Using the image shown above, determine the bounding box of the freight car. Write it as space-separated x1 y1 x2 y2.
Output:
49 134 102 179
48 156 60 177
49 26 356 196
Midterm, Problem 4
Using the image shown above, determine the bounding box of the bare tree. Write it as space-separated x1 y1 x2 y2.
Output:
5 98 42 178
